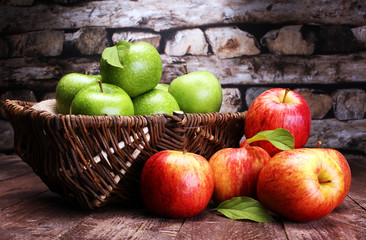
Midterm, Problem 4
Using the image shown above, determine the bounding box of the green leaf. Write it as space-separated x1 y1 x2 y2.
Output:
101 41 131 68
246 128 295 151
216 197 274 223
115 41 131 64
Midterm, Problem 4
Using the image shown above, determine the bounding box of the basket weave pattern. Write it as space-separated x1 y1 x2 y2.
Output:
5 100 246 209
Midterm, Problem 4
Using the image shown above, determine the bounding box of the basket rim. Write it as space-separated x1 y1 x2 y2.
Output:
4 99 247 122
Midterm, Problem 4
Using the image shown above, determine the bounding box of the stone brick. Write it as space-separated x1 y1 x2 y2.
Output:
6 34 28 57
112 31 161 51
5 0 34 5
4 1 366 34
165 28 208 56
52 0 85 4
352 25 366 49
65 27 108 55
261 25 314 55
7 31 64 57
306 118 366 153
0 38 9 58
294 88 333 119
315 26 359 53
0 120 14 152
41 92 56 101
332 89 366 120
244 87 271 108
205 26 260 59
24 31 64 57
1 90 37 103
220 88 242 113
161 53 366 85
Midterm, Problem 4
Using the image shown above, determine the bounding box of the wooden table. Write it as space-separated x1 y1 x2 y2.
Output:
1 152 366 240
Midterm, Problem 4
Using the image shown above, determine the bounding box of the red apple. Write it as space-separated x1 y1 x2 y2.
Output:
244 88 311 156
257 148 351 222
208 145 271 204
140 150 214 218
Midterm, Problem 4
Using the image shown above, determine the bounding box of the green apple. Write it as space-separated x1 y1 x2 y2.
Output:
100 41 162 97
55 73 101 114
133 89 180 115
70 82 134 116
154 83 169 91
168 71 222 113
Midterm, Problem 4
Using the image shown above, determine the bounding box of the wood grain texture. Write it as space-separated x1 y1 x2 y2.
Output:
1 0 365 34
0 191 87 240
346 154 366 209
175 208 287 240
306 119 366 153
2 52 366 89
160 53 366 85
0 172 48 210
0 160 32 181
0 154 365 239
283 197 366 240
0 153 22 166
59 207 184 240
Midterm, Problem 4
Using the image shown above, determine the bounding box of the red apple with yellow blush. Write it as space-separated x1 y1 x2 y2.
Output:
257 147 351 222
140 150 214 218
244 88 311 156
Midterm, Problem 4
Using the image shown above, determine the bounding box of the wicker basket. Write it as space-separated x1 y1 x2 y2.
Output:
4 99 247 210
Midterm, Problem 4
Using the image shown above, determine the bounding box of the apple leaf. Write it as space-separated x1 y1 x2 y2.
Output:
101 41 131 68
115 41 131 64
246 128 295 151
215 197 274 222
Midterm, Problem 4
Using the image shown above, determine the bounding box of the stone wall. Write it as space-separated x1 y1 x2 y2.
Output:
1 0 366 153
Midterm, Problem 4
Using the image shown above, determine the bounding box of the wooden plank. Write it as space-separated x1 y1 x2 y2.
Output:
0 155 365 240
283 196 366 240
2 52 366 90
0 191 89 240
306 119 366 153
175 207 287 240
0 160 33 181
345 154 366 209
0 57 99 90
0 154 22 166
59 206 184 240
160 53 366 85
0 172 48 210
1 1 365 34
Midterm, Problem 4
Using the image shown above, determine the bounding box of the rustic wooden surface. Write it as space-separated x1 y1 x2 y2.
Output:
0 153 365 240
2 53 366 89
2 0 365 34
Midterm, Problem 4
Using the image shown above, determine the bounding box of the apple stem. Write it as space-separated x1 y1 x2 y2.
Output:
183 64 189 74
241 139 249 148
98 80 104 93
320 179 333 184
317 141 322 148
282 88 290 103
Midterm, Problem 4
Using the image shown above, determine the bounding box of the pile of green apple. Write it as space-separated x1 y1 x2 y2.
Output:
55 41 222 116
139 88 352 223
